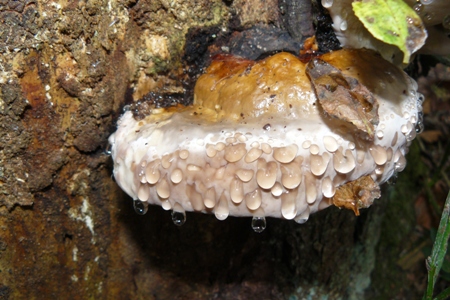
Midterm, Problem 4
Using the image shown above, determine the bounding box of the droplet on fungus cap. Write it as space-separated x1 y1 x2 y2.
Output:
109 49 422 227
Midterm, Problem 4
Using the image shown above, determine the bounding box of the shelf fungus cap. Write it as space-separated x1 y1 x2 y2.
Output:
109 49 423 223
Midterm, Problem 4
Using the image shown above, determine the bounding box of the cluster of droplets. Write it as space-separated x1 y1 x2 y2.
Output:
133 199 268 232
413 2 436 22
110 64 424 232
322 0 348 33
399 90 425 148
122 114 417 232
415 93 425 134
133 198 189 227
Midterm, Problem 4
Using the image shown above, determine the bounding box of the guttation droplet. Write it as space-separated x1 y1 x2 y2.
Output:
443 15 450 30
104 143 112 155
251 216 266 233
122 104 131 112
321 0 333 8
171 203 186 226
415 121 424 134
171 210 186 226
387 172 398 185
133 200 148 215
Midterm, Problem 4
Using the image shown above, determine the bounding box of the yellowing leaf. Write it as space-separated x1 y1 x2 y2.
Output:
352 0 427 64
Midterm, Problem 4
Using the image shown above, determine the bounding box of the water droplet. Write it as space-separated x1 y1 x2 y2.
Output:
321 0 333 8
376 130 384 139
406 128 417 142
415 121 424 134
420 0 434 5
295 216 308 224
104 143 112 155
122 104 131 112
443 15 450 30
251 216 266 233
171 203 186 226
295 207 310 224
215 192 229 220
375 166 384 175
424 12 435 22
133 200 148 215
417 111 424 122
394 154 407 172
387 172 398 185
417 93 425 104
413 4 424 14
161 199 172 210
340 20 348 31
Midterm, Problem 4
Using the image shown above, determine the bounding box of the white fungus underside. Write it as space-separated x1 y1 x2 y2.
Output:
109 78 421 220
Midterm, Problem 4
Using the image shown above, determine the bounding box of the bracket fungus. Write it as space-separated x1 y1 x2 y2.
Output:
109 48 423 230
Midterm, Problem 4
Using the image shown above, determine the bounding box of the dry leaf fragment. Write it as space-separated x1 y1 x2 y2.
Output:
306 58 379 141
332 175 381 216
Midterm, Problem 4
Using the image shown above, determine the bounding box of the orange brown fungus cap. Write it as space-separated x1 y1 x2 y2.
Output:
109 49 423 230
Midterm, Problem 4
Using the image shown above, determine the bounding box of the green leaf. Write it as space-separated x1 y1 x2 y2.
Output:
441 256 450 273
435 286 450 300
423 190 450 300
352 0 427 64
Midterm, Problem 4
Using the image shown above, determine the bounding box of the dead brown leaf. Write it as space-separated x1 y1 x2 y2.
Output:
306 58 379 141
332 175 381 216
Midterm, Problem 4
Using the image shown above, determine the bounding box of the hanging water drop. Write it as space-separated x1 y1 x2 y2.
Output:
413 4 424 14
133 200 148 215
295 207 310 224
215 192 230 220
420 0 434 5
340 20 348 31
321 0 333 8
122 104 131 112
424 12 435 22
443 15 450 30
104 143 112 155
415 121 424 134
295 216 309 224
251 216 266 233
417 93 425 104
387 172 398 185
171 203 186 226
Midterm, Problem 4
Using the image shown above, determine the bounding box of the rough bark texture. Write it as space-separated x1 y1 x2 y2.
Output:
0 0 431 299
